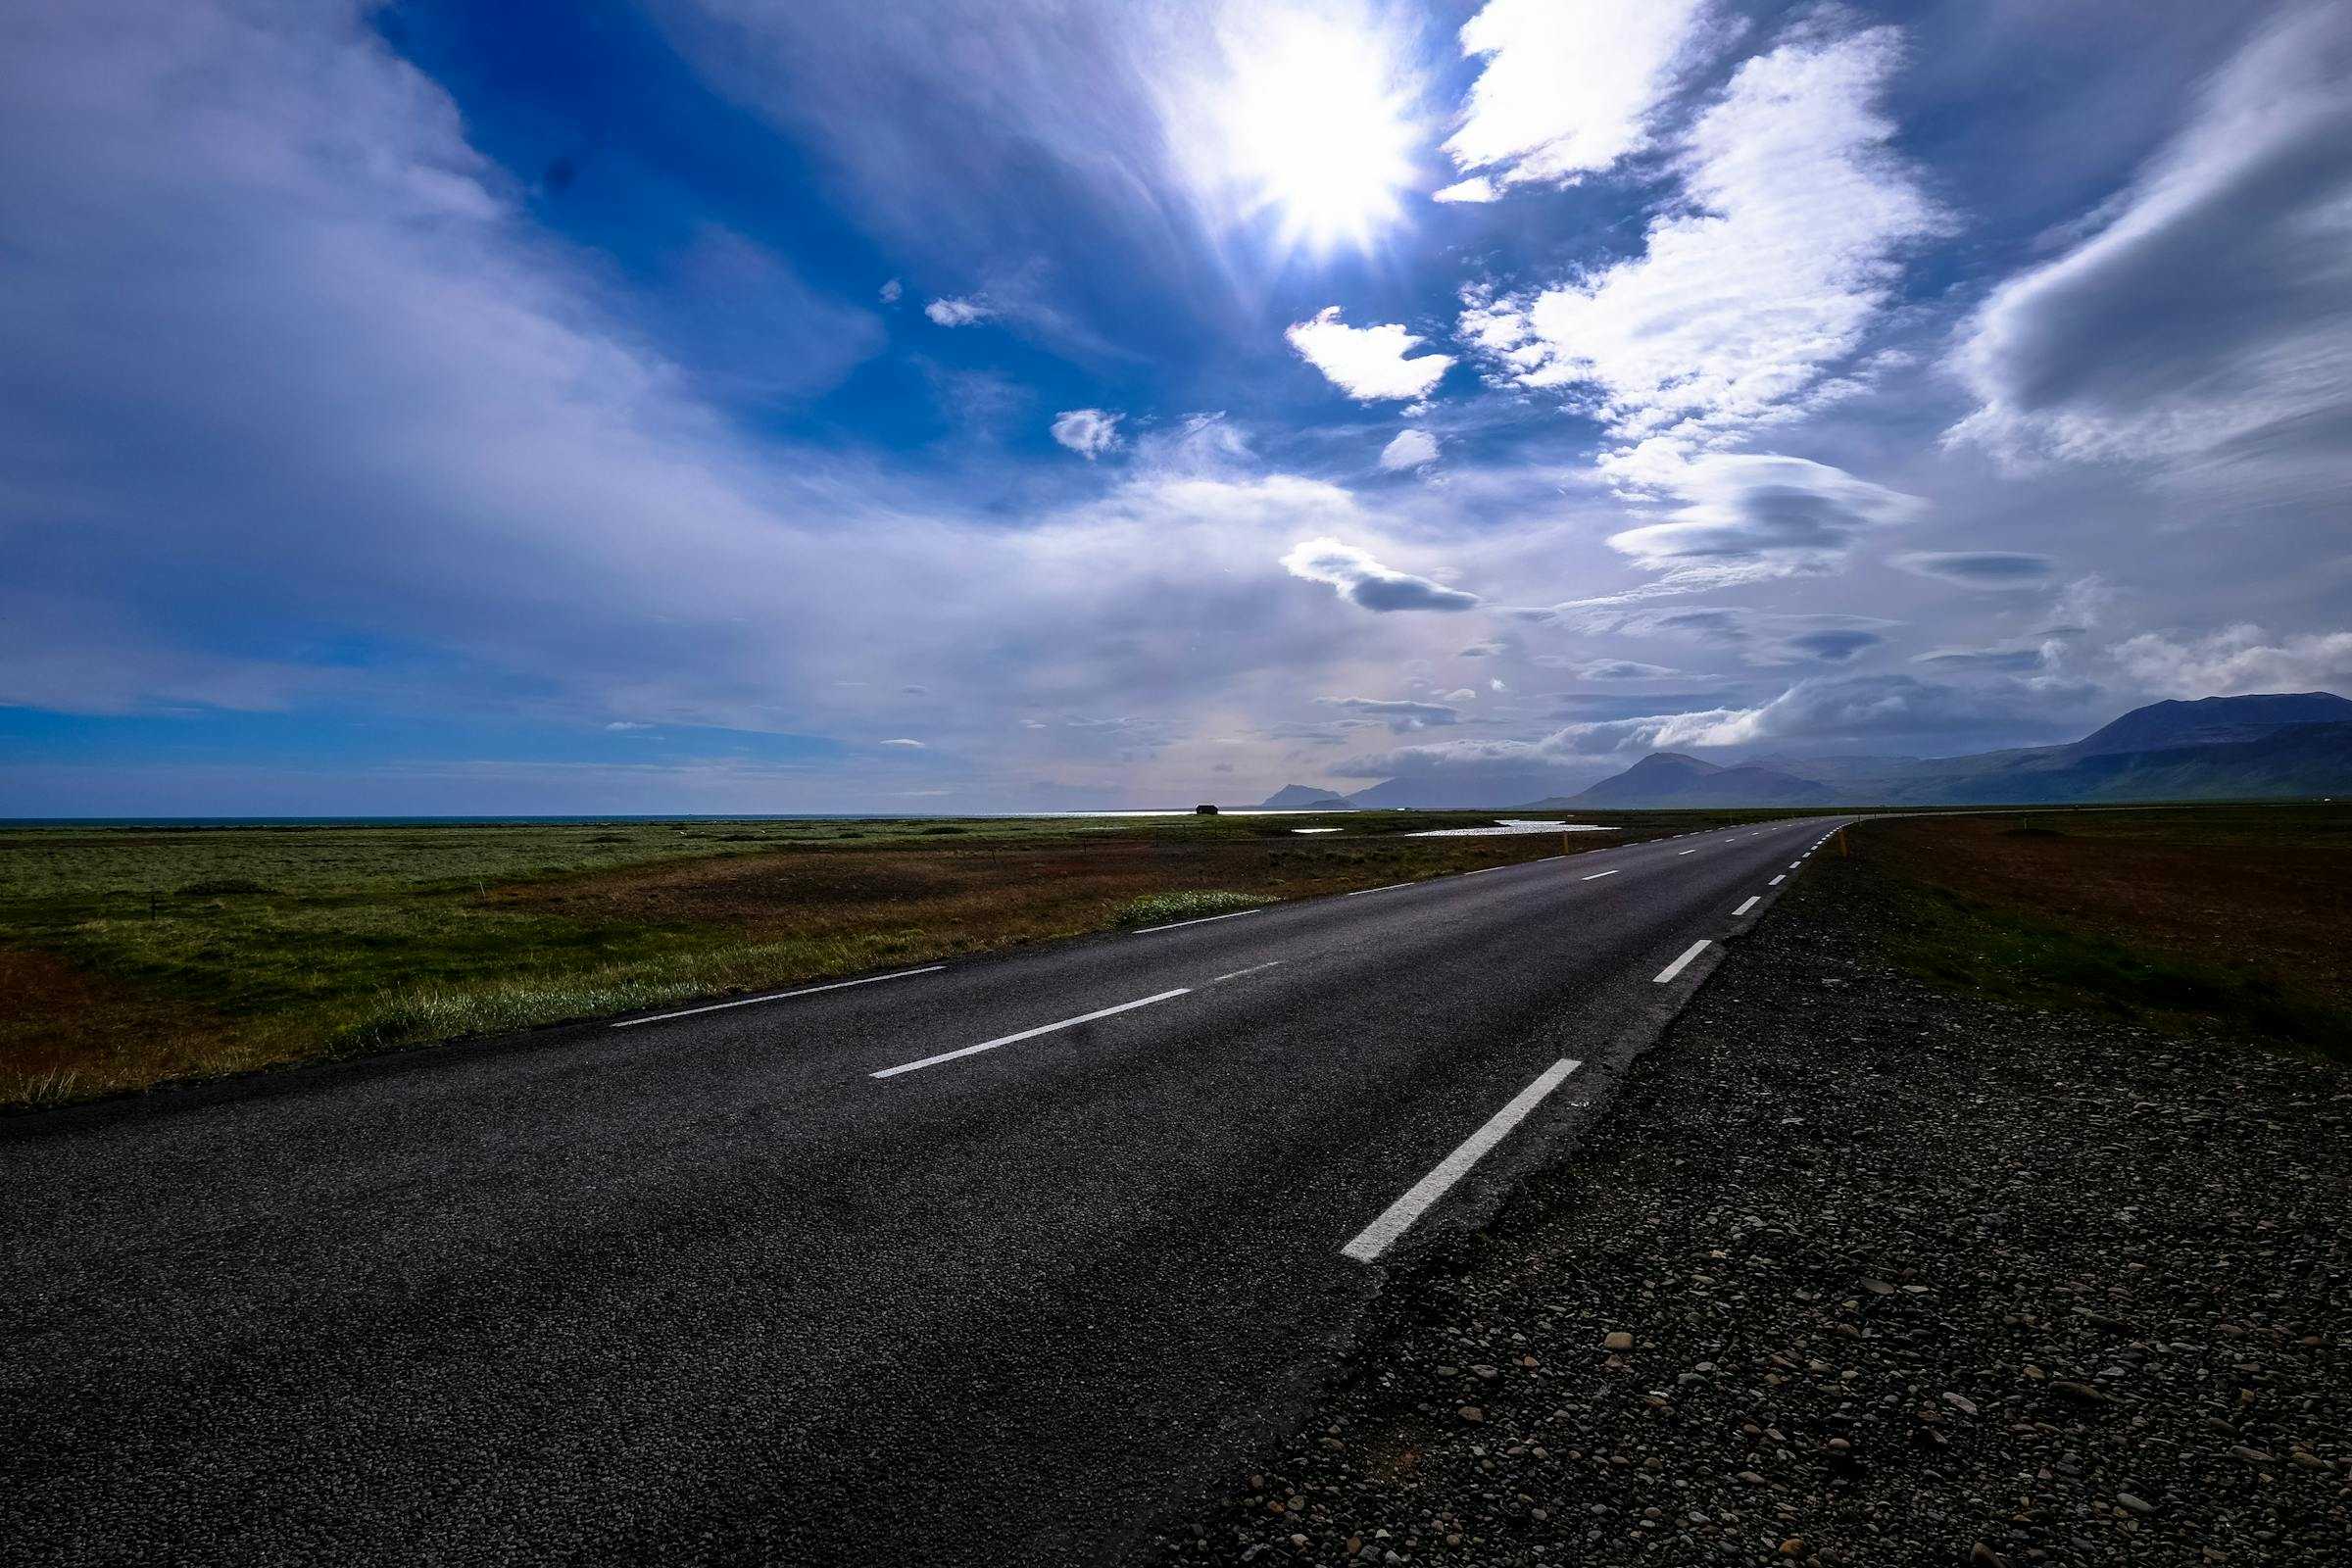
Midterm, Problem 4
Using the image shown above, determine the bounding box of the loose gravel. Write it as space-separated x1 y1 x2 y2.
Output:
1151 857 2352 1567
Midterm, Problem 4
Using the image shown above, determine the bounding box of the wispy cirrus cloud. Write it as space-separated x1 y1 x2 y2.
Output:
1946 5 2352 490
1557 659 1686 681
1353 671 2092 779
1760 628 1883 665
1894 552 2055 588
1913 645 2051 673
1321 696 1462 731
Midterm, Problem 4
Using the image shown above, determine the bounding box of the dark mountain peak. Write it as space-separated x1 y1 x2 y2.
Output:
1574 753 1826 806
1617 752 1723 778
1257 783 1355 809
1346 769 1587 808
2071 692 2352 757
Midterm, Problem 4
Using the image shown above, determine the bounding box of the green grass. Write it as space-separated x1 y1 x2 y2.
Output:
1110 890 1270 926
0 806 1837 1107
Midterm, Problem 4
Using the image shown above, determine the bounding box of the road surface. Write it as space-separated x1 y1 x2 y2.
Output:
1 815 1850 1566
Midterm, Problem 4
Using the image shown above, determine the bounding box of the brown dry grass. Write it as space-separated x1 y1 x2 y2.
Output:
1847 804 2352 1048
503 835 1573 938
0 949 268 1108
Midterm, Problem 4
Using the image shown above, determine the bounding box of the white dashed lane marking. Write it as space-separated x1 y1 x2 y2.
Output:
1130 907 1262 936
613 965 946 1028
1653 940 1711 984
871 989 1190 1080
1341 1057 1584 1263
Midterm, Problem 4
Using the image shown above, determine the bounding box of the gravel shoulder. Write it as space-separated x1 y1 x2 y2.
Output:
1150 850 2352 1567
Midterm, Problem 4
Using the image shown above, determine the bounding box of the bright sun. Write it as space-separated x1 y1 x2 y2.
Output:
1218 14 1419 253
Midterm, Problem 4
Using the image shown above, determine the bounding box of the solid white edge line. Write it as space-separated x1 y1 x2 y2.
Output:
612 965 947 1028
1341 1057 1583 1263
1652 939 1711 984
871 988 1190 1079
1129 906 1263 936
1735 895 1761 915
1581 868 1620 881
1347 881 1415 897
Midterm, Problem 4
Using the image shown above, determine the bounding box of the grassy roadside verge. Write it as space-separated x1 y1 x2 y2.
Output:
0 807 1819 1109
1833 803 2352 1057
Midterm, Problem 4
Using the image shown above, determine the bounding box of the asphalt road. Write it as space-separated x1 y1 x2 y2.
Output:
1 814 1850 1567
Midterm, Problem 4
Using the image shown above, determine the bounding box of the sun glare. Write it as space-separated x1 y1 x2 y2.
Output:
1218 14 1420 253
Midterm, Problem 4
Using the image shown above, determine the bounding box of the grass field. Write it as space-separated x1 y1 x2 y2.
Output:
1834 804 2352 1056
0 807 1830 1109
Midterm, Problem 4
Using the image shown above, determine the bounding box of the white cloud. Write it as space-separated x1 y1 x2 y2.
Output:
924 295 993 326
1281 536 1481 612
1581 675 1993 751
1378 428 1440 470
1893 552 2055 588
1323 696 1462 731
1756 628 1883 665
1459 24 1941 449
1602 452 1924 588
1946 5 2352 488
1913 645 2049 673
880 737 927 748
1051 407 1124 459
2111 625 2352 697
2048 573 2117 633
879 276 903 303
1373 672 2078 769
1443 0 1719 193
1286 307 1453 401
1431 176 1497 204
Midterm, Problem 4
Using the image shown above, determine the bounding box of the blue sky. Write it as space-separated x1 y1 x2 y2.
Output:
4 0 2349 813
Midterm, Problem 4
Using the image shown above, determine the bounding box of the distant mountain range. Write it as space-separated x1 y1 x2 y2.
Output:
1262 693 2352 810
